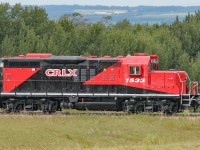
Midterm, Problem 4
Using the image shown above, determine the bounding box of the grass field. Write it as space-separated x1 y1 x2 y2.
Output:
0 114 200 150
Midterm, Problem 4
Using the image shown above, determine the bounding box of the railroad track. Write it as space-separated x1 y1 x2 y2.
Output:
0 110 128 116
1 110 200 118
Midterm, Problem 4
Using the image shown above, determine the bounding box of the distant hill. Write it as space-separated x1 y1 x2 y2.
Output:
42 5 200 24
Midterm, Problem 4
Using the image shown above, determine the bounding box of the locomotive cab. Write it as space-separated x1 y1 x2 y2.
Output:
122 53 188 95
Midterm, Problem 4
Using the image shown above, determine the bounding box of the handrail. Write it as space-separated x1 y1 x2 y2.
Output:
185 72 192 94
175 72 186 105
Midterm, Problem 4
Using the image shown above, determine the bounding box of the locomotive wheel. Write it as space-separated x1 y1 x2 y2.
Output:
122 101 134 113
134 105 144 114
133 101 145 113
41 101 58 114
14 104 24 113
193 105 199 113
190 100 199 112
163 102 179 115
49 101 58 113
4 103 14 114
171 103 179 113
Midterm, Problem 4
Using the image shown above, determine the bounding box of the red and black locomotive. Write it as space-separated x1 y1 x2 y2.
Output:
0 53 199 113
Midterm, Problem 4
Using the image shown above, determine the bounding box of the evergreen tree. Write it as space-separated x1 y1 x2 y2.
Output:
1 35 15 56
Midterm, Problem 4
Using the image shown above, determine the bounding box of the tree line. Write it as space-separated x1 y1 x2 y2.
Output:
0 3 200 83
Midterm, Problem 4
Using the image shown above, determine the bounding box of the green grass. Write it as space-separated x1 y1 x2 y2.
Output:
0 114 200 150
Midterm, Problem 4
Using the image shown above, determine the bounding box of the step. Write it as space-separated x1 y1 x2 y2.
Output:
182 99 191 106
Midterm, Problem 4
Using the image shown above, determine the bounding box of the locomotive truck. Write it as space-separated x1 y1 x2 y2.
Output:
0 53 199 114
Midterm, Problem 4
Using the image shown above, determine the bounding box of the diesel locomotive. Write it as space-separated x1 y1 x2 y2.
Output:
0 53 199 113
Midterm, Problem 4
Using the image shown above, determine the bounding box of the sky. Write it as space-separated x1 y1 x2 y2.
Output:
1 0 200 6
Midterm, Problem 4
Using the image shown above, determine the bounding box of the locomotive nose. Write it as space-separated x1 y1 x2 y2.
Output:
174 71 187 94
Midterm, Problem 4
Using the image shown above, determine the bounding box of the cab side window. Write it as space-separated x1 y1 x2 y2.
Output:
130 66 141 75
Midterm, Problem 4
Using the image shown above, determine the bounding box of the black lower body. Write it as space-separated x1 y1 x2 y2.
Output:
0 95 183 114
0 85 199 114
